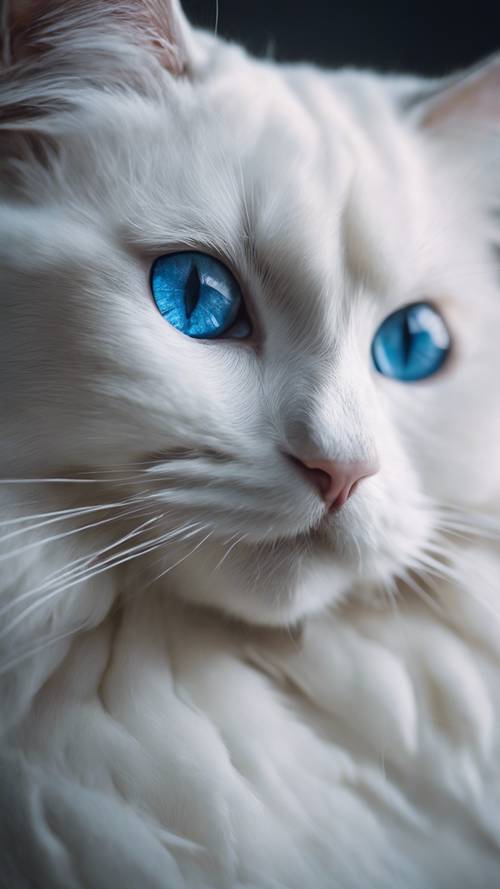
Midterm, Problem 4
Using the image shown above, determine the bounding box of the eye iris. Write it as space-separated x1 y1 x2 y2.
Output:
150 251 249 339
372 302 451 382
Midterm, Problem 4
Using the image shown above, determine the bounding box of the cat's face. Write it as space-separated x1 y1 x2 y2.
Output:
1 1 499 624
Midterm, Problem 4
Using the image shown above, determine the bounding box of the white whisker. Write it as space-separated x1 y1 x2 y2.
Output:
0 514 165 627
0 518 213 641
0 500 139 529
0 497 146 539
413 554 460 585
212 532 248 573
0 477 142 484
0 503 148 564
146 529 215 590
398 567 445 618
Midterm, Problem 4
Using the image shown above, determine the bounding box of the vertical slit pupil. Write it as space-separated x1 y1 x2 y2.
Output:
185 264 201 318
402 314 413 364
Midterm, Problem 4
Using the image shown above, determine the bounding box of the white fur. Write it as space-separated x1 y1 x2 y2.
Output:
1 3 500 887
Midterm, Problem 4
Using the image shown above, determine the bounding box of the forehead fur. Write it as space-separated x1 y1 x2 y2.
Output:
0 9 494 349
0 24 453 316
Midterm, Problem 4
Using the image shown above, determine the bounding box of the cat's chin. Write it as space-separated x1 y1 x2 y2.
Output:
164 533 359 627
161 491 433 626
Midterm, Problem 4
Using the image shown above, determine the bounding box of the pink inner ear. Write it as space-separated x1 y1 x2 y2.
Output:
109 0 191 75
422 59 500 129
112 0 197 76
149 31 187 77
3 0 192 75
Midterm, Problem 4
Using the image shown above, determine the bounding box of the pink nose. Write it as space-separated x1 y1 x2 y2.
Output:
291 456 379 511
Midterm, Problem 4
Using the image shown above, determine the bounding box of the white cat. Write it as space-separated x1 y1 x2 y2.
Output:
1 1 500 887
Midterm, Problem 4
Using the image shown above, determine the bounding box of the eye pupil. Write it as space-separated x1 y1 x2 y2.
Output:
184 263 201 319
372 302 451 383
402 314 413 365
150 251 251 340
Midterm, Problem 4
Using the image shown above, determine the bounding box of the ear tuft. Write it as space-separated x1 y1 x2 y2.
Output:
413 54 500 133
120 0 199 76
1 0 199 73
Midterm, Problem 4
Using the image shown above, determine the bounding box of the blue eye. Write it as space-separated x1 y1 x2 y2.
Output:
371 302 451 382
150 251 251 339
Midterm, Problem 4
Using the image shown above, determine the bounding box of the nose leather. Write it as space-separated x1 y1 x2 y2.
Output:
293 456 379 510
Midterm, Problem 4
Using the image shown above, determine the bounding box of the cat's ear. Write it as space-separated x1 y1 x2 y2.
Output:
1 0 199 73
1 1 58 65
113 0 201 76
409 54 500 134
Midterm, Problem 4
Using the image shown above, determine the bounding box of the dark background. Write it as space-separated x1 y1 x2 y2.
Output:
183 0 500 76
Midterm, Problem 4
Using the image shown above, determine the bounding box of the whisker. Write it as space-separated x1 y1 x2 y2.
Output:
0 501 140 529
435 518 500 539
65 518 208 592
47 463 161 475
434 506 500 533
0 518 213 639
0 537 167 640
0 503 148 563
425 570 500 624
0 514 165 626
412 553 460 585
0 477 144 485
212 532 248 573
146 529 215 590
397 567 445 618
126 521 212 587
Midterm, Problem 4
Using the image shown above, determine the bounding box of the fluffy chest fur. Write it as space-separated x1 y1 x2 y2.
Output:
4 574 500 889
1 2 500 887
